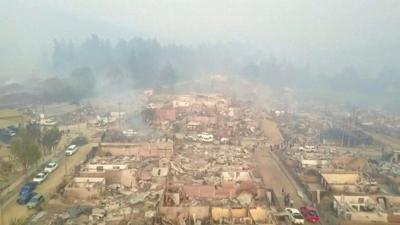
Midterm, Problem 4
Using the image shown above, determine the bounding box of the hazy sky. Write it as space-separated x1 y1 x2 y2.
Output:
1 0 400 77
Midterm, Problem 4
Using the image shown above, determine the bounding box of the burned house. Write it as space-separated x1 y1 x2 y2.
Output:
63 177 106 203
99 138 174 158
320 169 379 194
157 137 275 224
332 195 400 224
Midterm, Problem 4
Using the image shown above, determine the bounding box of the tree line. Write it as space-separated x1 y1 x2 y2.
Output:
40 67 96 102
11 124 62 171
50 35 400 111
51 35 256 88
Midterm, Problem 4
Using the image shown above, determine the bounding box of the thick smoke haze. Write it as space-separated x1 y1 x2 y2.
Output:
1 0 400 76
0 0 400 110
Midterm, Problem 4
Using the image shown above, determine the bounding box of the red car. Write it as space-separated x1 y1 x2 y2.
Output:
300 206 320 222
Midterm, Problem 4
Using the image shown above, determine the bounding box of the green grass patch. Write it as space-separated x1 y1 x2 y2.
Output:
0 109 21 118
0 119 19 128
0 109 22 128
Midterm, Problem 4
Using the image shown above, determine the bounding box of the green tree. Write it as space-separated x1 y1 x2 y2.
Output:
41 126 62 154
10 128 42 171
26 122 41 142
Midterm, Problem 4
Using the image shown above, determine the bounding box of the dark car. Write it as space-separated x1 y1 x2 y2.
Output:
17 192 37 205
27 193 44 209
19 181 38 195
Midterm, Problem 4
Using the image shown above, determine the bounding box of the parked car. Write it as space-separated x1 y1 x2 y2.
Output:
17 192 37 205
300 206 320 223
44 162 58 173
285 208 305 224
197 133 214 142
65 144 79 156
19 181 38 195
27 193 44 209
32 172 49 184
122 129 136 136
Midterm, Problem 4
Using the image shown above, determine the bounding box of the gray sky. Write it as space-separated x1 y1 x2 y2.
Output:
1 0 400 78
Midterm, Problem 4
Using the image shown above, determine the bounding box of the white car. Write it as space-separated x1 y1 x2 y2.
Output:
220 137 229 144
122 129 136 136
44 162 58 173
65 145 79 156
197 133 214 142
33 172 49 184
285 208 305 224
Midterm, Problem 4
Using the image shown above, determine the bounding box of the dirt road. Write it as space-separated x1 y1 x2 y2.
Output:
256 149 304 207
257 118 320 225
1 142 95 225
262 119 284 145
256 148 320 225
258 118 300 207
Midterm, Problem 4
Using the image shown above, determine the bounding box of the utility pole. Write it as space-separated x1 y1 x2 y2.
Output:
0 196 3 225
341 117 345 147
346 116 350 147
65 155 68 176
118 102 122 130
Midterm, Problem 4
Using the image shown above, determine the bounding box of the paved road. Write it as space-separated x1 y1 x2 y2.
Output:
1 142 95 225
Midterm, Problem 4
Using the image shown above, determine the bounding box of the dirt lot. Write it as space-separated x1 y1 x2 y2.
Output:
41 103 78 117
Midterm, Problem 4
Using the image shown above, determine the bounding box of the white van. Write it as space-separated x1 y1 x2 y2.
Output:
65 145 79 156
197 133 214 142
